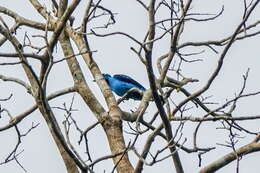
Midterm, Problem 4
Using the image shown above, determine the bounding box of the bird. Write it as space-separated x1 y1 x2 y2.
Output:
103 74 146 100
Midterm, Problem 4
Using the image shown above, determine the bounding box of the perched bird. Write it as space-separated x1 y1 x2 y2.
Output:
103 74 146 100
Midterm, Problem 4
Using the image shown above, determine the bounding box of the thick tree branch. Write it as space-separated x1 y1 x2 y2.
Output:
144 0 184 172
199 137 260 173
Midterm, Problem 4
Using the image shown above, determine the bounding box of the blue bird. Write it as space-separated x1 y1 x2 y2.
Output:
103 74 146 100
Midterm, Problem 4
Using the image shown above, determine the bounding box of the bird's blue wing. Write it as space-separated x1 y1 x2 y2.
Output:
113 74 146 90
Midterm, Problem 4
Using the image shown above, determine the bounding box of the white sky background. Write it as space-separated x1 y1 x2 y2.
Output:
0 0 260 173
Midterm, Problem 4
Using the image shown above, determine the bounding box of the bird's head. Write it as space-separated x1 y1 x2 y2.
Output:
103 73 112 84
103 73 111 79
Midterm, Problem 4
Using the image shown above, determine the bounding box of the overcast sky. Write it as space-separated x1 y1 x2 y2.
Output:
1 0 260 173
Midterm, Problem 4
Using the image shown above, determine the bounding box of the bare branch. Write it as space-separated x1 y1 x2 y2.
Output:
172 1 260 116
0 87 76 132
199 140 260 173
0 74 32 94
